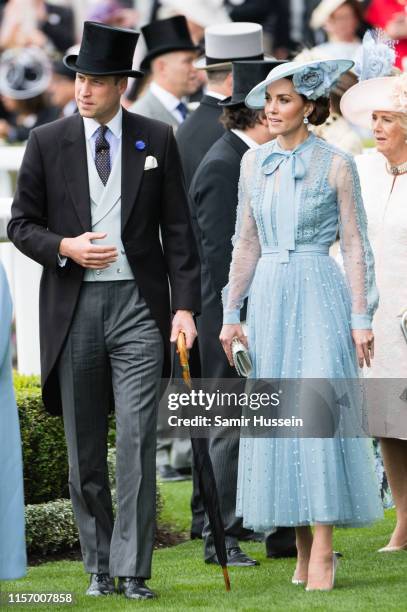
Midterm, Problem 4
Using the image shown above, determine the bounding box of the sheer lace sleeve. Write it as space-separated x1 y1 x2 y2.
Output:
333 153 378 329
222 150 261 324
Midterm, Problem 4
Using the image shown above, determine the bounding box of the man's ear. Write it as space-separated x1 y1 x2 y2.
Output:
119 77 128 95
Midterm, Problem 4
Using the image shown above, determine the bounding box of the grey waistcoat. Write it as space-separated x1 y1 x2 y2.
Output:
83 138 135 282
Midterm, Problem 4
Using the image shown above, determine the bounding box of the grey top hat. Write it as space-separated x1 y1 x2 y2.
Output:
219 60 287 107
194 22 267 70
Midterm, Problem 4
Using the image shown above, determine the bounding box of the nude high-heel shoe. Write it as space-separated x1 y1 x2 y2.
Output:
377 542 407 553
305 553 339 592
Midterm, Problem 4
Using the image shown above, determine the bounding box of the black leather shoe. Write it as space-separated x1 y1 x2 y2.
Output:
86 573 115 596
157 465 189 482
205 546 260 567
117 577 156 600
265 527 297 558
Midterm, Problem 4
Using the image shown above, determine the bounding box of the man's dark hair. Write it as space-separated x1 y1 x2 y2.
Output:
220 105 264 131
207 69 231 85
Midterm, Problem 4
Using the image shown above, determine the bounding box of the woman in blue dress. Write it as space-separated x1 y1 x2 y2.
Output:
220 60 383 591
0 262 26 579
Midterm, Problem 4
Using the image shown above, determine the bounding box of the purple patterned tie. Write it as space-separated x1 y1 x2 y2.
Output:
95 125 111 185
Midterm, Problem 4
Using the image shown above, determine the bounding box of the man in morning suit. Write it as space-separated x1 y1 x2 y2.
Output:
8 22 200 600
176 22 268 190
130 16 200 134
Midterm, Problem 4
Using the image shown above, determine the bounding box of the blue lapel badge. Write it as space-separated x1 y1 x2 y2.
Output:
135 140 146 151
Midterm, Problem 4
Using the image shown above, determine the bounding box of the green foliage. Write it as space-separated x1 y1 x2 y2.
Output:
14 373 69 504
25 499 78 553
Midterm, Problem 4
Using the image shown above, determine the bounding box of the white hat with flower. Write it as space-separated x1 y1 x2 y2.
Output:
340 74 407 128
340 30 403 128
245 59 354 109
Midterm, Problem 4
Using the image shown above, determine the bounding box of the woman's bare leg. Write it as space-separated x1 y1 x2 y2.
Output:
380 438 407 547
293 526 313 582
306 525 334 590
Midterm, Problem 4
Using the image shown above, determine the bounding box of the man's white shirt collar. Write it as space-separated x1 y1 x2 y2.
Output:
231 129 259 150
205 90 226 101
83 106 123 140
150 81 183 113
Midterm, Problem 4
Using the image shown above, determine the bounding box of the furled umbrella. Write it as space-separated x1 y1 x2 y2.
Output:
176 332 231 592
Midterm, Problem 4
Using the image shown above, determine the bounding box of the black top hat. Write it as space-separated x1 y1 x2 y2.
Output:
219 59 287 107
63 21 143 78
140 16 200 72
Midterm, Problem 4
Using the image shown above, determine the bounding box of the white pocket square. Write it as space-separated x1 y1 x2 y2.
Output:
144 155 158 170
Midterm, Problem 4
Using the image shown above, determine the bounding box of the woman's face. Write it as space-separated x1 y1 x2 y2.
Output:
264 78 311 138
325 3 359 42
372 111 407 158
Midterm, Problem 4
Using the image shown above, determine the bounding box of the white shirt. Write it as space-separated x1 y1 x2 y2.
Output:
231 129 259 150
150 81 187 123
205 90 227 101
83 106 122 167
58 107 122 267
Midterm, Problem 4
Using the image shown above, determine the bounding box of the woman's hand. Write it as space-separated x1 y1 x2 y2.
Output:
219 323 247 367
352 329 374 368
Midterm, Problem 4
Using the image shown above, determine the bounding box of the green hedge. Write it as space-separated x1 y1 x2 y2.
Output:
15 374 69 504
15 373 116 504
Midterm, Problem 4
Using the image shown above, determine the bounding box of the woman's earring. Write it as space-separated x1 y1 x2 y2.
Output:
303 115 309 125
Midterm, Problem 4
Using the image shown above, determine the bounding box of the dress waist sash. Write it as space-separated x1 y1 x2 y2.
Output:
261 244 330 259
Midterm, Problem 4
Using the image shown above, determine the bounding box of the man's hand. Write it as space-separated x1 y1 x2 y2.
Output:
59 232 118 269
170 310 197 349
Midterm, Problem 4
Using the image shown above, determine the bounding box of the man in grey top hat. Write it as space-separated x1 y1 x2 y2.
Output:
8 21 200 600
130 16 200 133
176 22 268 190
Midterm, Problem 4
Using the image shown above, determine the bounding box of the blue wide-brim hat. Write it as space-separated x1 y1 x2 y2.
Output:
245 59 354 109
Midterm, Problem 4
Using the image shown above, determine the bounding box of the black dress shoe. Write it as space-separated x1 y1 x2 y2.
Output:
205 546 260 567
86 573 115 596
118 577 156 600
265 527 297 558
157 464 189 482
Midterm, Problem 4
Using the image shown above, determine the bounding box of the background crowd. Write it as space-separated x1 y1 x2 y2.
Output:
0 1 406 150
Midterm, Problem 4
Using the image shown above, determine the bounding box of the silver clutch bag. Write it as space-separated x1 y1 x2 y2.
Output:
231 337 252 378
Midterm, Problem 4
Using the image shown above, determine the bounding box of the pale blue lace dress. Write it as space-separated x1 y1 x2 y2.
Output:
223 133 383 529
0 263 26 579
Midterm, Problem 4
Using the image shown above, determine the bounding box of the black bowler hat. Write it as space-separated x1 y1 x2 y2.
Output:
140 16 200 71
63 21 143 78
219 59 287 107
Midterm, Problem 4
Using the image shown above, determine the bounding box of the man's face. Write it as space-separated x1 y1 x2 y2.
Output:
75 73 127 123
49 74 75 108
159 50 199 97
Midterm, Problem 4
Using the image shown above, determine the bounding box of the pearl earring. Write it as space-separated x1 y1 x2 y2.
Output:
303 116 309 125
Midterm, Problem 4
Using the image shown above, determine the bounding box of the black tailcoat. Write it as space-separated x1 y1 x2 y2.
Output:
8 108 200 414
176 94 225 189
189 130 248 378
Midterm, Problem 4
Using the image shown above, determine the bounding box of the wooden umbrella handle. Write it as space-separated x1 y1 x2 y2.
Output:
177 331 189 366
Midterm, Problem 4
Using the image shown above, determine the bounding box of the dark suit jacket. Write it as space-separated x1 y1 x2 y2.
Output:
189 130 248 378
176 94 225 190
8 108 200 415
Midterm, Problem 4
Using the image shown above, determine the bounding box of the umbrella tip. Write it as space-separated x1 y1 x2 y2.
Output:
222 566 231 591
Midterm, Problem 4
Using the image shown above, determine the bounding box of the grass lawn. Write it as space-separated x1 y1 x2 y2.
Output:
2 481 407 611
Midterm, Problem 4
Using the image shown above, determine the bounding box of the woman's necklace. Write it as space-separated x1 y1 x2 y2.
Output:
385 160 407 176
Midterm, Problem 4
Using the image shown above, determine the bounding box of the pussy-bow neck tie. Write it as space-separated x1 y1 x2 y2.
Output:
262 144 308 263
